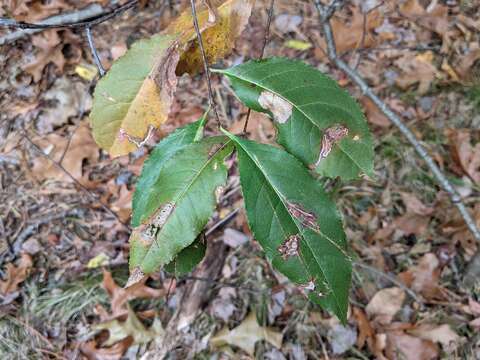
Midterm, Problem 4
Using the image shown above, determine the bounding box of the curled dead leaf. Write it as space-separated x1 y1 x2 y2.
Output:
102 270 164 319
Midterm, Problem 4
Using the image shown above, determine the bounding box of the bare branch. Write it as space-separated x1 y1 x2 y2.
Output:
243 0 275 133
313 1 480 287
190 0 222 128
0 0 138 31
85 26 106 77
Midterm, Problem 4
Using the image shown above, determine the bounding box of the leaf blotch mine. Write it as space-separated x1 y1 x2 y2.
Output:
208 143 224 159
287 202 319 232
299 280 315 293
258 91 292 124
278 234 300 260
314 124 349 167
152 202 175 228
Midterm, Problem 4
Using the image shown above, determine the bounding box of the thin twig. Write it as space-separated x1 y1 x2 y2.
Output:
0 0 138 30
22 131 131 232
85 26 106 77
314 0 480 286
189 0 222 128
243 0 275 134
0 4 103 45
205 208 240 236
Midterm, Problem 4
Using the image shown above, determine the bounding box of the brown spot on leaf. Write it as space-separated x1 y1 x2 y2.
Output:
314 124 349 167
278 234 301 260
208 143 224 159
258 90 293 124
287 202 319 231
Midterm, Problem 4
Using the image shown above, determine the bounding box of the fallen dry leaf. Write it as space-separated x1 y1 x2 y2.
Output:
386 331 439 360
446 129 480 184
109 184 132 223
22 29 65 82
102 270 165 319
211 312 283 355
366 287 405 325
456 48 480 81
315 3 384 58
398 253 443 300
394 51 440 94
30 122 99 183
361 97 390 128
36 77 92 134
353 307 375 350
0 253 33 295
93 305 164 347
399 0 452 53
400 192 434 216
80 337 133 360
408 323 461 353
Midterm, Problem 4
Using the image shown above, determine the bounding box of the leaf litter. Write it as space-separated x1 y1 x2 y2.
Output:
1 0 480 358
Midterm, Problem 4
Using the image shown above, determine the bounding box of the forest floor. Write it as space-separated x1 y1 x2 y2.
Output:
1 0 480 359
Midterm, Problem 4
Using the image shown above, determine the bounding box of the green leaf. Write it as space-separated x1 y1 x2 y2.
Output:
132 117 207 227
164 236 206 276
128 137 233 279
215 57 374 180
223 130 351 322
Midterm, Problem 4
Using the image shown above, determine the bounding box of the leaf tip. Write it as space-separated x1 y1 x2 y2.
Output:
125 267 145 288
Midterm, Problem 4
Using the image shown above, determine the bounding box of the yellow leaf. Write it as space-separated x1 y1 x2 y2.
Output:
86 253 109 269
90 0 254 157
284 39 312 51
75 64 98 81
210 312 283 355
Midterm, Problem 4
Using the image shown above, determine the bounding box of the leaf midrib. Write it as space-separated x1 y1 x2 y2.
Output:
234 140 345 314
221 70 364 173
143 139 231 261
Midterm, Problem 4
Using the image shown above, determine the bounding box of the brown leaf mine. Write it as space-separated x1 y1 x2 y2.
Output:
258 91 293 123
278 234 300 260
140 225 157 246
153 202 174 228
314 124 349 167
287 202 319 231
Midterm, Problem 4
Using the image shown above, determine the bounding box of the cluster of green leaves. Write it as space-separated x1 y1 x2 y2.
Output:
121 58 373 322
93 48 373 321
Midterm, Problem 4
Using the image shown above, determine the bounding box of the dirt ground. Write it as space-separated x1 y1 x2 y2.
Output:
1 0 480 359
